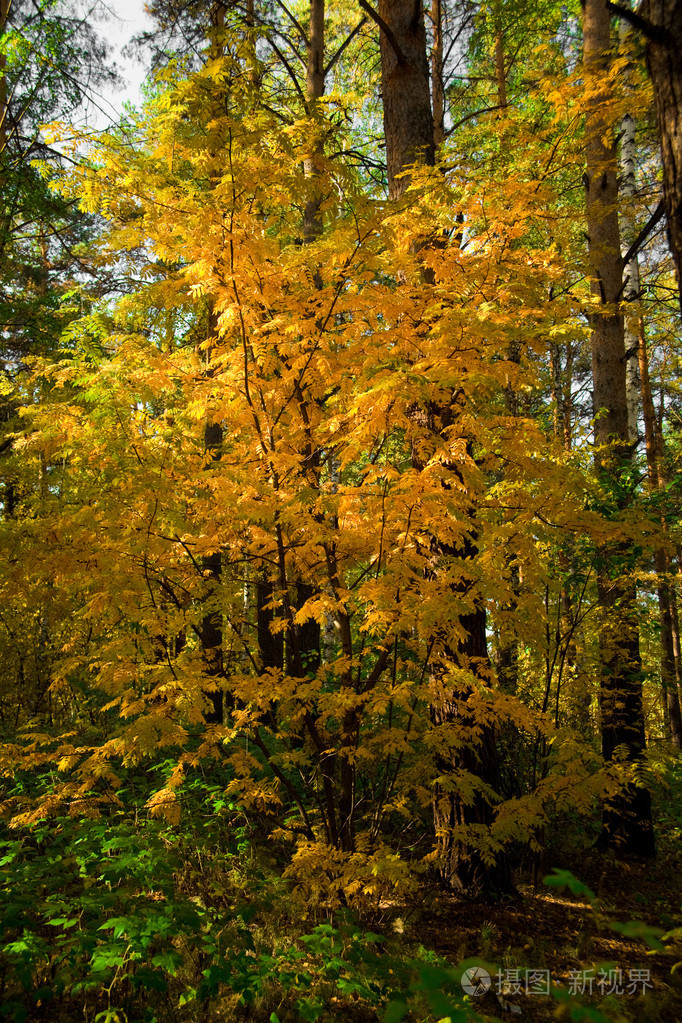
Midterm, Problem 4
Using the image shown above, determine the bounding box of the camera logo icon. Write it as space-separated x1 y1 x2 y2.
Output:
461 967 491 997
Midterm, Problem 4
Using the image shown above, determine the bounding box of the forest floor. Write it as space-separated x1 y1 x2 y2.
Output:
405 853 682 1022
3 799 680 1022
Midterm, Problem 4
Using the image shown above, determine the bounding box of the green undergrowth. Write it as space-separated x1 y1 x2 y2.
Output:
0 766 679 1023
0 768 483 1023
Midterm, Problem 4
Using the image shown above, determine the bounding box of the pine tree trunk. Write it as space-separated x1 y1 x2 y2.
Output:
640 0 682 312
0 0 9 157
377 0 435 198
639 331 682 747
619 66 641 445
669 562 682 688
201 311 225 726
619 21 680 746
431 0 445 147
374 1 512 897
0 0 13 519
198 6 230 726
583 0 655 856
492 3 508 112
304 0 325 241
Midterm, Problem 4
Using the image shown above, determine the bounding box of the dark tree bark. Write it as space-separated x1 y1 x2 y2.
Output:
257 577 284 672
201 347 225 726
640 0 682 312
431 0 445 147
428 524 515 898
303 0 325 241
583 0 655 856
638 333 682 748
296 0 323 727
0 0 9 157
198 4 229 727
492 1 508 112
369 0 512 898
371 0 435 197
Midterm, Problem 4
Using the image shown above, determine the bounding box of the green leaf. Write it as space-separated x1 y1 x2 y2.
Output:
151 950 183 974
178 987 196 1006
609 920 665 950
132 967 168 992
0 1003 28 1023
384 1000 409 1023
428 992 469 1021
97 917 131 939
543 869 596 903
295 999 323 1022
32 985 55 1005
2 941 31 955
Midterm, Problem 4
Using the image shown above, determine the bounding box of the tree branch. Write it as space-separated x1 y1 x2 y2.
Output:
357 0 406 63
619 197 666 270
606 3 668 46
272 0 308 47
325 17 367 77
445 104 503 136
264 37 307 109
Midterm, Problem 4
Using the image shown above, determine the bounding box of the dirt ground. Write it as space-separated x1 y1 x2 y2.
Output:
403 856 682 1022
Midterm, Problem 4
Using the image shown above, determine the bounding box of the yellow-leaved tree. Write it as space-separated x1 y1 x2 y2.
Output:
0 14 662 909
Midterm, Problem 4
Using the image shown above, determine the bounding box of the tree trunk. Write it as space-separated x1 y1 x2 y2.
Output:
423 464 513 896
0 0 12 161
264 0 324 691
640 0 682 312
201 313 225 726
198 4 230 727
492 3 508 112
431 0 445 147
619 21 680 747
257 576 284 672
583 0 655 856
669 560 682 689
300 0 324 784
304 0 325 241
431 581 513 897
0 0 13 518
548 347 589 733
0 0 9 159
618 32 641 446
373 1 512 897
639 330 682 747
376 0 435 198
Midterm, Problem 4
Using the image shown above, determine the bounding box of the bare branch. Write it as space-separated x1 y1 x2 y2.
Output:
357 0 406 63
325 17 367 77
619 197 666 271
606 3 668 46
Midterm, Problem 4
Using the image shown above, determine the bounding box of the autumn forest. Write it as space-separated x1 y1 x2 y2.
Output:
1 0 681 1021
